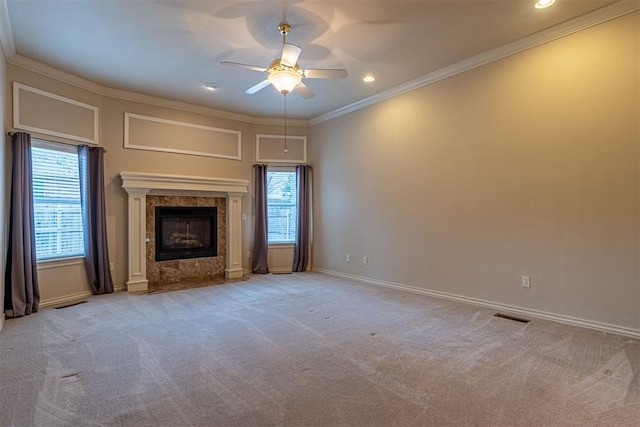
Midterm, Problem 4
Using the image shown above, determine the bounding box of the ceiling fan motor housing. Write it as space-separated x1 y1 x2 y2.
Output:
278 23 291 36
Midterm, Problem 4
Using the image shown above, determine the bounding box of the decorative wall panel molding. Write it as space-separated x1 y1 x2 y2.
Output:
256 134 307 164
124 112 241 160
13 82 99 144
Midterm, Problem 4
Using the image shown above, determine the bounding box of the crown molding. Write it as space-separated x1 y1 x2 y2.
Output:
7 54 309 127
310 0 640 126
10 54 108 94
0 0 15 60
3 0 636 128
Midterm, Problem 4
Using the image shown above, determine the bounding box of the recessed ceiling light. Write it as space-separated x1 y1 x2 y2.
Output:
363 75 375 83
535 0 555 9
204 83 218 91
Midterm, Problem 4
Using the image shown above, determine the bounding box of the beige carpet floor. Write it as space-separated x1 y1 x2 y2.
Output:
0 272 639 426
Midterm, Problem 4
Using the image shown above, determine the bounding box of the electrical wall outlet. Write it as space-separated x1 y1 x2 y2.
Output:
346 254 350 263
109 262 114 272
363 256 368 265
522 276 530 288
247 251 251 258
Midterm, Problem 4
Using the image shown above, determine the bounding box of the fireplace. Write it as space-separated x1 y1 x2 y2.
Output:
121 171 248 292
155 206 217 261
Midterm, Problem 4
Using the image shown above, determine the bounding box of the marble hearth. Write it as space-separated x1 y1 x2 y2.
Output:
121 172 249 292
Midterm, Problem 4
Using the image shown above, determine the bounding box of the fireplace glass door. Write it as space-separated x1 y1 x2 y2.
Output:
155 206 217 261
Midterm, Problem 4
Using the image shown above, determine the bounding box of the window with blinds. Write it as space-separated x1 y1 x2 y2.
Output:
31 139 85 260
266 169 297 243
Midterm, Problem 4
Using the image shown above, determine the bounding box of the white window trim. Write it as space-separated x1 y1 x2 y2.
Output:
268 243 295 248
31 138 85 262
266 166 298 244
37 256 85 269
268 165 296 173
32 138 79 153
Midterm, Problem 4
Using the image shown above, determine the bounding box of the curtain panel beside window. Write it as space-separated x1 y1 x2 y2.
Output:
293 165 311 272
252 164 270 274
4 132 40 318
78 145 114 294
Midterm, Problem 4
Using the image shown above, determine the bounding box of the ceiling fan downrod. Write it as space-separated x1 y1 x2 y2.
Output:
278 23 291 44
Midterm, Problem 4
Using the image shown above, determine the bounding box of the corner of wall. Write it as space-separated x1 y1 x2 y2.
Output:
0 34 7 333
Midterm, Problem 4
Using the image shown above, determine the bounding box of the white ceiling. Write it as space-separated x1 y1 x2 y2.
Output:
2 0 626 121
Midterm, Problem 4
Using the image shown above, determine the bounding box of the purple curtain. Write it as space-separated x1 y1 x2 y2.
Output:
78 145 114 294
293 165 310 272
252 164 269 274
4 132 40 318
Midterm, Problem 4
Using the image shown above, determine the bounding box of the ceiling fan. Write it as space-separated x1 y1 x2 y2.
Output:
220 23 347 99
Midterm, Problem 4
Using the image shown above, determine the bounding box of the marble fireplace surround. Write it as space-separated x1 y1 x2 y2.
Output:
121 172 249 292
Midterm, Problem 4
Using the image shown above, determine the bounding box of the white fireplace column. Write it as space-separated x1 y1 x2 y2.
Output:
126 188 150 291
226 193 244 279
121 172 249 292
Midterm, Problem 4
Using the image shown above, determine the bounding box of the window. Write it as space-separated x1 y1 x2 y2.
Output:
31 139 85 260
267 169 297 243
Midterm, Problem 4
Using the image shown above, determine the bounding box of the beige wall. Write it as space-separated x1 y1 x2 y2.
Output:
268 244 295 274
0 43 6 329
5 64 308 304
4 11 637 334
310 12 640 331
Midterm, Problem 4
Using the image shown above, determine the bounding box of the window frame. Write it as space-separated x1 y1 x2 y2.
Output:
31 138 86 263
266 166 298 245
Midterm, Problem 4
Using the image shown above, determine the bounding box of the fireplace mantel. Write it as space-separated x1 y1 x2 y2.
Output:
121 171 249 292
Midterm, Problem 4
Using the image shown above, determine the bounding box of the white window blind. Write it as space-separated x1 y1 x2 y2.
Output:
31 140 85 260
267 170 297 243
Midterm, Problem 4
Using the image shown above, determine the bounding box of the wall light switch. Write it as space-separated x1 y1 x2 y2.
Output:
363 256 368 265
346 254 350 263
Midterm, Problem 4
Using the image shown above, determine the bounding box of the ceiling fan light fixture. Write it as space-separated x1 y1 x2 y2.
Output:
220 22 345 99
534 0 555 9
268 69 302 94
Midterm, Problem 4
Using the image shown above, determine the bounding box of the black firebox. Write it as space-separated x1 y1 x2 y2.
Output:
155 206 217 261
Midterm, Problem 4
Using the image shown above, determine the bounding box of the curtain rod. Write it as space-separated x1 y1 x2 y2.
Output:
8 132 107 152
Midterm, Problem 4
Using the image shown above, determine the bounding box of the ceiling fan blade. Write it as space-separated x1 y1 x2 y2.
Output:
304 68 348 79
220 61 267 73
245 79 271 94
295 82 315 99
281 43 302 67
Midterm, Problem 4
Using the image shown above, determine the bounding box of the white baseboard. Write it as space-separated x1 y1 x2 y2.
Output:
114 284 127 292
40 290 94 308
126 281 148 292
313 268 640 339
